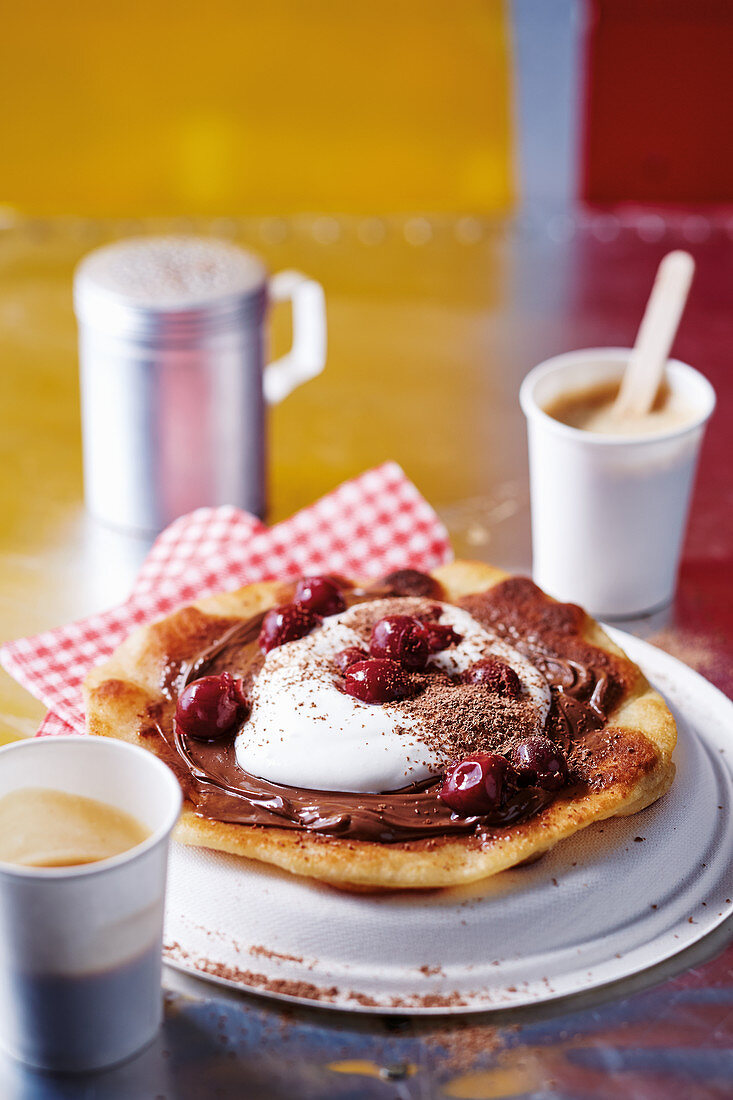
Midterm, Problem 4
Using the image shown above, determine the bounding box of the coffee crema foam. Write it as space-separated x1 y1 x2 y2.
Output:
544 379 696 437
0 788 149 868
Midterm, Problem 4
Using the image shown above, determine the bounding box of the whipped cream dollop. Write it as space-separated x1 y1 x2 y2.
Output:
235 600 551 793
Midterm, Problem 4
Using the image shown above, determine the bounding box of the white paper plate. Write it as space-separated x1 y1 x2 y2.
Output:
163 630 733 1014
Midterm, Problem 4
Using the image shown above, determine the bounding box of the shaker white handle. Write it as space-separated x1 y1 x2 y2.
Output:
264 270 327 404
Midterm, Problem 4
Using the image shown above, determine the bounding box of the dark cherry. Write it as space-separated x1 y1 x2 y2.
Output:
377 569 442 598
343 659 414 704
369 615 429 670
333 646 368 673
175 673 248 741
439 752 513 816
259 603 321 653
425 621 463 653
462 659 522 699
510 737 568 791
294 575 346 616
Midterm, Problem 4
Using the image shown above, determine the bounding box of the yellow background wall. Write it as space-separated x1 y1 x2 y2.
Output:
0 0 514 216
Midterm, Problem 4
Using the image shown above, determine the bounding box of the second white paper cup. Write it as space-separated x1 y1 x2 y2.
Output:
520 348 715 618
0 736 181 1073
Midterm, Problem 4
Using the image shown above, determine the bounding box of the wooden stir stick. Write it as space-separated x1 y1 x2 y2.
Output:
613 250 695 419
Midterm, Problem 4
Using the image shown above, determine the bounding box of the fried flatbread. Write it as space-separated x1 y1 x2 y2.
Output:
83 561 676 890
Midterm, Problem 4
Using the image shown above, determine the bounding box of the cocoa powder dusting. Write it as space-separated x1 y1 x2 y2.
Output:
393 679 538 760
422 1020 507 1071
461 577 636 714
341 597 442 644
570 727 659 789
164 940 470 1010
164 941 339 1004
648 627 721 678
336 596 540 759
249 945 305 965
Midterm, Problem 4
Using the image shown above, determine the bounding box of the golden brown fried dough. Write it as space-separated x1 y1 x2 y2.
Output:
84 562 675 890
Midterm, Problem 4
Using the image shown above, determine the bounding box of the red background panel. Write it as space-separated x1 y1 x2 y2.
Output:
583 0 733 204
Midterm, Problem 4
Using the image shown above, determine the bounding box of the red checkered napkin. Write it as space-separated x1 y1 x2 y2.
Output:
1 463 451 737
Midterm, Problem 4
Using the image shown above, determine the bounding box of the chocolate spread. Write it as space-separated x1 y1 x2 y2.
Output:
142 572 645 844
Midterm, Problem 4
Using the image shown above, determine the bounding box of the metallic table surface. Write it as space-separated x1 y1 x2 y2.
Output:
0 212 731 1098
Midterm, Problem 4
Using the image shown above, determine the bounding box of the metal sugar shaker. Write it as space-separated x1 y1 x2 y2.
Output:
73 236 326 533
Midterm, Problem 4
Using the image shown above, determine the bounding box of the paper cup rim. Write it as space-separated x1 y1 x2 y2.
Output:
519 347 716 446
0 735 182 880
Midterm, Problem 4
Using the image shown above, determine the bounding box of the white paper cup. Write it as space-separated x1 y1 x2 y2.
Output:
520 348 716 618
0 736 181 1072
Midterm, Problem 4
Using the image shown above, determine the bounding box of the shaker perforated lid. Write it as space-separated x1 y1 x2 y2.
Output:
74 236 268 340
